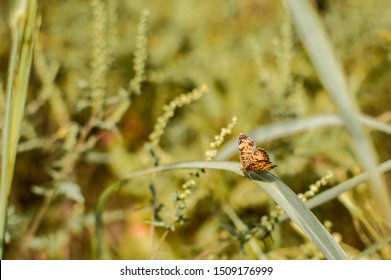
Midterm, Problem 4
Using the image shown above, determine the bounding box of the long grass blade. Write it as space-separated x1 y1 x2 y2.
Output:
0 0 38 258
216 114 391 161
95 161 347 259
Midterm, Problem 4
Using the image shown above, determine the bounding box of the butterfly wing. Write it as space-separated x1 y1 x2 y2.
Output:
238 133 256 170
244 148 277 171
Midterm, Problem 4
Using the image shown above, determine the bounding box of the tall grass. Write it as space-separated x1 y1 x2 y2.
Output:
0 0 38 259
1 0 390 259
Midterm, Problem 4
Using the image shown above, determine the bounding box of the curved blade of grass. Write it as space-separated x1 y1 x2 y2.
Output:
278 159 391 223
216 113 391 161
95 161 347 260
248 170 347 260
355 234 391 260
285 0 391 222
306 159 391 212
0 0 38 259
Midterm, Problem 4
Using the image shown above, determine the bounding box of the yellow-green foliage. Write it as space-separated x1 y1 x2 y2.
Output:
1 0 391 259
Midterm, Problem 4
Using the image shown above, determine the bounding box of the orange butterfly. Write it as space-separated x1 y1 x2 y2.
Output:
238 133 277 172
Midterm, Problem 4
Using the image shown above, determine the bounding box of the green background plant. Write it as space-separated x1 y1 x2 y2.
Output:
0 0 390 259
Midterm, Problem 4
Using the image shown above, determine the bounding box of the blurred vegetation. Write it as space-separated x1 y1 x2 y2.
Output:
0 0 391 259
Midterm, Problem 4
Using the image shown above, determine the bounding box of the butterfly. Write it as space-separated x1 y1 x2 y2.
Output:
238 133 277 172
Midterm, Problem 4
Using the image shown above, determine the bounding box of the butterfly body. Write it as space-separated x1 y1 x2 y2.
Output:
238 133 277 172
